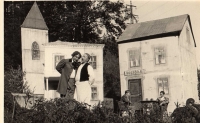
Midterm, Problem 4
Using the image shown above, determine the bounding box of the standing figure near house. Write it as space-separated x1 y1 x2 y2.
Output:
121 90 132 108
56 51 81 99
121 90 133 116
157 91 169 118
75 53 95 106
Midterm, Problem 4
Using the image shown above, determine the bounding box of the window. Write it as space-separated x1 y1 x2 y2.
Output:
157 78 169 95
154 47 166 65
186 27 190 44
89 56 97 69
91 87 98 100
32 42 40 60
54 55 64 69
129 49 140 67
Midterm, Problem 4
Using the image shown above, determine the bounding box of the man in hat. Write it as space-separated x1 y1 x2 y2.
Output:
56 51 81 99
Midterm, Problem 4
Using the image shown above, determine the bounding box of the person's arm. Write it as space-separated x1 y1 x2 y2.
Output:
163 97 169 104
160 97 169 105
87 65 95 85
123 96 131 104
56 59 66 74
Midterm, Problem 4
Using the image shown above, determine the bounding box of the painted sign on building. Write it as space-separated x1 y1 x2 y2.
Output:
124 69 145 76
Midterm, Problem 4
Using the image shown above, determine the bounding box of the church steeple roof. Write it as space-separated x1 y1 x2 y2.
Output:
21 2 48 30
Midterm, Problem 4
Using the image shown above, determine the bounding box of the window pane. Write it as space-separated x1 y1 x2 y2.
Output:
158 78 163 93
129 50 133 61
60 56 64 60
92 87 97 92
55 56 59 62
158 78 169 94
55 55 64 68
92 93 98 100
93 56 96 61
129 50 140 67
155 47 165 65
32 42 39 50
93 62 96 69
32 50 40 60
91 87 98 100
163 79 169 94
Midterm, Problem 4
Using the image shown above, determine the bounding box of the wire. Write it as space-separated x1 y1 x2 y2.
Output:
137 0 151 9
139 1 170 20
154 1 185 18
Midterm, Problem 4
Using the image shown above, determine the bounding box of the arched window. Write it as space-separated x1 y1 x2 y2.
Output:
32 41 40 60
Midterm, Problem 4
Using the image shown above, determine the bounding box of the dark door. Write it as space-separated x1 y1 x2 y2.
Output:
128 79 142 108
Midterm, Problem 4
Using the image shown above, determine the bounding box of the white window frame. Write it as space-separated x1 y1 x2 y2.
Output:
128 49 140 68
154 47 166 65
89 54 97 69
157 77 169 95
91 86 98 101
54 55 65 69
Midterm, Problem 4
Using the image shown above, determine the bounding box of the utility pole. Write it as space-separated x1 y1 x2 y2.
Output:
126 0 138 24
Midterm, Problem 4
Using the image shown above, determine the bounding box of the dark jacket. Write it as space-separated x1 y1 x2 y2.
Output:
56 59 74 95
121 94 131 108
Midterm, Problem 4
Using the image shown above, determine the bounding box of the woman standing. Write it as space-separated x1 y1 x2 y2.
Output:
157 91 169 118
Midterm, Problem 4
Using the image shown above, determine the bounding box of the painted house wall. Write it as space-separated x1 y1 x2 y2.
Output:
118 36 188 113
21 28 48 94
178 20 199 103
44 43 104 105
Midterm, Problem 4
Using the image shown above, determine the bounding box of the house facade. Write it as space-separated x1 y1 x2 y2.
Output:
117 14 198 113
21 2 104 105
43 41 104 105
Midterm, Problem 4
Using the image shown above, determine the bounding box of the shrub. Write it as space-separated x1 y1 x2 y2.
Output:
12 98 123 123
4 66 32 123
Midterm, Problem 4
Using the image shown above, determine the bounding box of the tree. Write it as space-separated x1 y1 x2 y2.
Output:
4 1 34 70
4 1 137 101
36 1 129 42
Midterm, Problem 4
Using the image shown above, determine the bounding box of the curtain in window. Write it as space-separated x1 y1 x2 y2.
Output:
158 78 169 94
155 47 165 64
129 50 140 67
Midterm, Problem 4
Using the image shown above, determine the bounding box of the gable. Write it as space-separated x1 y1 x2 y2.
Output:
117 14 196 47
21 2 48 30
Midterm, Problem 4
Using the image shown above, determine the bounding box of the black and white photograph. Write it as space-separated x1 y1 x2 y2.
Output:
3 0 200 122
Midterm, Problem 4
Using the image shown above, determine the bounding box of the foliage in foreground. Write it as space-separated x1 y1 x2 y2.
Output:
5 97 174 123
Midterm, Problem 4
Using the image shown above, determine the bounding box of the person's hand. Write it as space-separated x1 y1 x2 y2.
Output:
88 81 93 85
89 79 95 85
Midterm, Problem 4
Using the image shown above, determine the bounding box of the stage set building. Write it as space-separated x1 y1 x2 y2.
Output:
21 2 104 105
117 14 198 113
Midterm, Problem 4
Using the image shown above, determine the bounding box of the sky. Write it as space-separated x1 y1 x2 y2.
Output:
115 0 200 68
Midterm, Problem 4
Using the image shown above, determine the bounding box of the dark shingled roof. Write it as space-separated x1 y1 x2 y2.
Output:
117 14 196 47
21 2 48 30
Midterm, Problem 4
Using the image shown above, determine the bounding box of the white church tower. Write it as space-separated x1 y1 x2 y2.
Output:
21 2 48 94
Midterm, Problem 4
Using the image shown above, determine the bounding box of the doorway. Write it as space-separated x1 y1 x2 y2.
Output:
128 79 142 107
